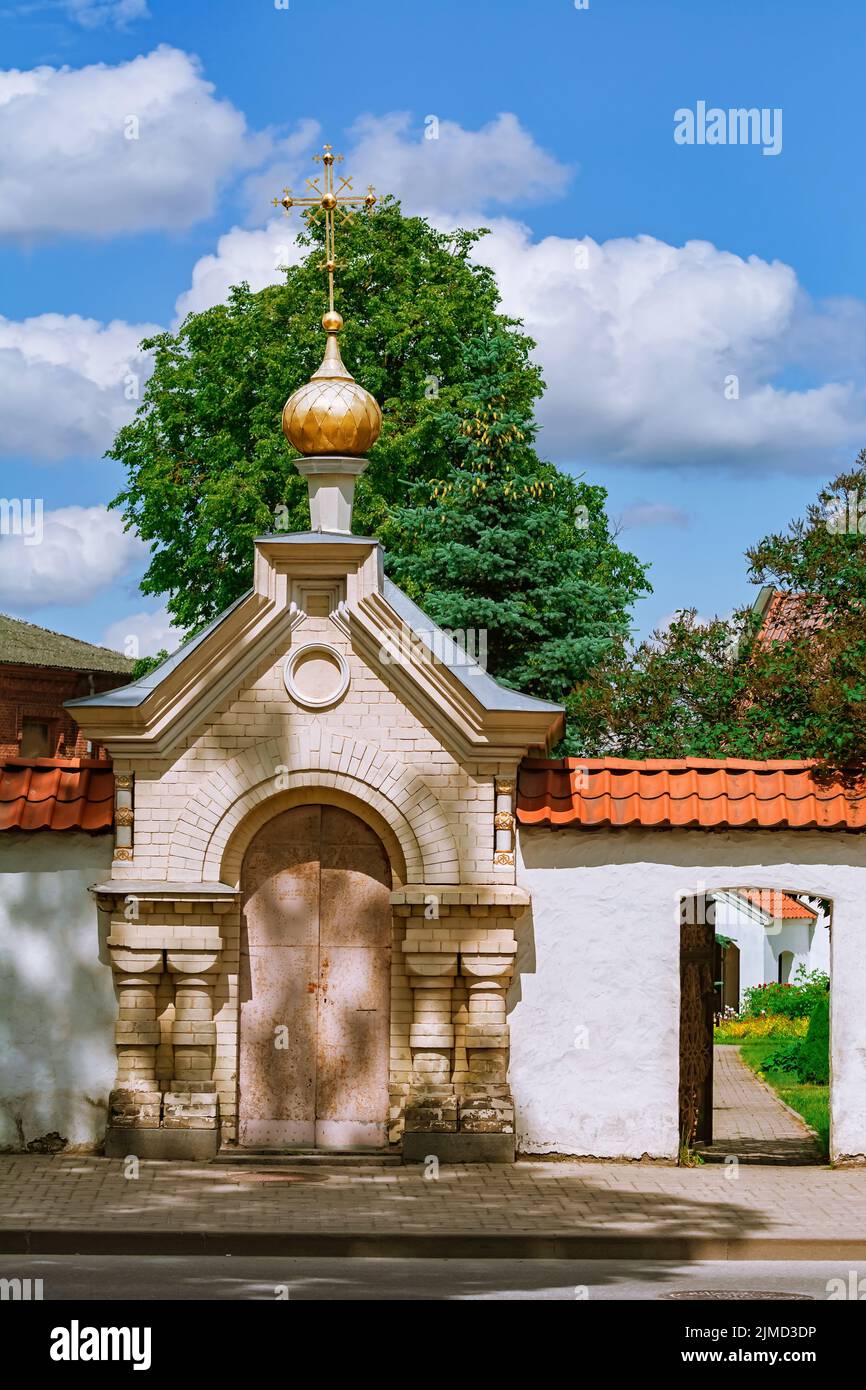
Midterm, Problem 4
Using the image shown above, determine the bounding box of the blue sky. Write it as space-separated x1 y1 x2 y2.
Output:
0 0 864 655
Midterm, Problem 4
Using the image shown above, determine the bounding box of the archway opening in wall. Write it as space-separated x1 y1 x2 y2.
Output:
679 887 831 1167
238 803 392 1151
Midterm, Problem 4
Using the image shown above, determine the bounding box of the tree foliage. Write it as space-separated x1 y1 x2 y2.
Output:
570 453 866 783
385 329 647 701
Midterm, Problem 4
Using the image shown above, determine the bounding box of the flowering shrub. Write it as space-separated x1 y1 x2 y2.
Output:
742 967 829 1020
715 1015 809 1041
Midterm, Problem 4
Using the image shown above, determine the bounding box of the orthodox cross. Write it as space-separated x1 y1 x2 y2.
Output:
273 144 377 315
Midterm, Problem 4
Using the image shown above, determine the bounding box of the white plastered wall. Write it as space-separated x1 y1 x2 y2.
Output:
511 826 866 1162
0 832 116 1151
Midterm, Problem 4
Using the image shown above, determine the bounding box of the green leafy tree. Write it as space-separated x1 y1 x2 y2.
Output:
110 201 530 630
744 451 866 781
570 453 866 783
385 330 648 702
567 611 748 757
109 198 648 703
131 648 169 680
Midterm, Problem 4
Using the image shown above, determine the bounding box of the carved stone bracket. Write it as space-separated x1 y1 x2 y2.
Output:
404 953 458 1129
459 945 516 1131
107 946 163 1129
166 950 221 1101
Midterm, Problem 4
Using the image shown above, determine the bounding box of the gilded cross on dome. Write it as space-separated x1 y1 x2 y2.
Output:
276 143 382 476
273 144 376 315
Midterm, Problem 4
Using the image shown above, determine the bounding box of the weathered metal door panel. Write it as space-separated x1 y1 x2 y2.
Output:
239 804 391 1150
239 807 320 1146
317 806 391 1148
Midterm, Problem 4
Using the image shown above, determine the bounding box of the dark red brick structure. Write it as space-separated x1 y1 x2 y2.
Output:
0 614 133 761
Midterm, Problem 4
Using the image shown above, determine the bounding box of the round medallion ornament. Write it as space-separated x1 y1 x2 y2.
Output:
283 642 349 709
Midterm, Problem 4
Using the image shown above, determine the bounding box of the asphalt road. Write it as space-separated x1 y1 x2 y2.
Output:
2 1257 864 1300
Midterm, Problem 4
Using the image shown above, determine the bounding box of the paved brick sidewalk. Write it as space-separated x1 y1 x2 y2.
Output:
699 1045 822 1164
2 1152 865 1257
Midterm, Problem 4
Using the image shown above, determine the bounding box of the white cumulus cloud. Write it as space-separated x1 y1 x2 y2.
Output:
0 46 265 239
102 604 179 660
177 111 573 317
171 110 866 473
473 222 866 471
0 504 146 609
175 221 306 323
320 111 571 222
7 97 864 477
0 313 157 460
175 209 866 473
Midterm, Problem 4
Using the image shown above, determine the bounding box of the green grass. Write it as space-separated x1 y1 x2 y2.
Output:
734 1040 830 1157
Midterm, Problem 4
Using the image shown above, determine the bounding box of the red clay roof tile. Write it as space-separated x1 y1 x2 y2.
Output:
734 888 817 920
517 758 866 831
0 758 114 832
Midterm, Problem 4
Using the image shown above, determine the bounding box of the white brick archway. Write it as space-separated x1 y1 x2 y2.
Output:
166 732 461 886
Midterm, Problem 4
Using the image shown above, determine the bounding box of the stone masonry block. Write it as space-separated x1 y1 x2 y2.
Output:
404 1094 458 1133
162 1091 219 1131
108 1088 161 1129
458 1095 514 1134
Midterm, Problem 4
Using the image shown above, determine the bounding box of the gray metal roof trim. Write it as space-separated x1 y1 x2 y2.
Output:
65 589 253 709
381 577 564 715
63 533 564 721
253 531 380 545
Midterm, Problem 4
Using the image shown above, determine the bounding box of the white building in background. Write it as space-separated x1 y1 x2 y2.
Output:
711 887 831 1009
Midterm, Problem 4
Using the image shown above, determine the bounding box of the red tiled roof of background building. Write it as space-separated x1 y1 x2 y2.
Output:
733 888 817 920
0 758 114 832
753 588 828 645
516 758 866 831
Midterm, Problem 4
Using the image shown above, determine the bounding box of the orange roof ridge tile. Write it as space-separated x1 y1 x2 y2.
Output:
517 757 866 832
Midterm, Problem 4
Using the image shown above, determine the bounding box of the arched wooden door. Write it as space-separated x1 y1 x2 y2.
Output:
239 804 392 1149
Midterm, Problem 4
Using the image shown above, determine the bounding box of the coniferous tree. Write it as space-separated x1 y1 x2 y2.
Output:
384 330 647 701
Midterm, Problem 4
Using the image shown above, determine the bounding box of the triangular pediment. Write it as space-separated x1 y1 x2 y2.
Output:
69 533 563 764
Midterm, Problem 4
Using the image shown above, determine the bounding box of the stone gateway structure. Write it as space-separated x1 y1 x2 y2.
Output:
70 526 561 1161
68 285 564 1161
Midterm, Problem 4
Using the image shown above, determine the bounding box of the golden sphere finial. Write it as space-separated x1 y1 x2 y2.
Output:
282 314 381 457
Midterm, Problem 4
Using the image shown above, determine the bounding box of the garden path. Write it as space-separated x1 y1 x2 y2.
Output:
697 1046 823 1166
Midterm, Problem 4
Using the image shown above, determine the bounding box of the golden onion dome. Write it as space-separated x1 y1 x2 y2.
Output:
282 311 382 457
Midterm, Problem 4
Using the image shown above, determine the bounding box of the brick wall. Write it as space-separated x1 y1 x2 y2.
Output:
0 663 126 760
